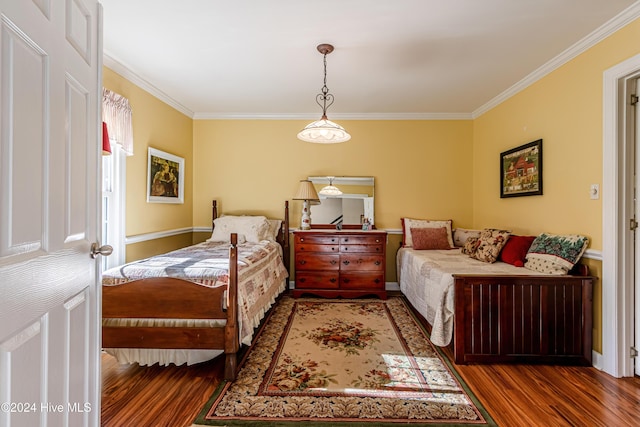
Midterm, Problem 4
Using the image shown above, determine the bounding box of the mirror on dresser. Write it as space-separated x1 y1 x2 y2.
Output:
308 176 374 229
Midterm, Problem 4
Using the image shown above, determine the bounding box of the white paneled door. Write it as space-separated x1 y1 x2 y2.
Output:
0 0 102 426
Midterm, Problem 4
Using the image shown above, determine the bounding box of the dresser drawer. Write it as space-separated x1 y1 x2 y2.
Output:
296 243 339 253
340 254 384 271
295 253 339 270
340 244 383 254
295 234 339 245
340 235 385 245
340 273 385 289
296 272 339 289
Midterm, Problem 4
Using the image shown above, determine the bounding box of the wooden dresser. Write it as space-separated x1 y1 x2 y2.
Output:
292 230 387 299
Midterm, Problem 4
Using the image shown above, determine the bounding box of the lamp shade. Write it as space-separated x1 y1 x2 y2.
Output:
297 117 351 144
102 122 112 155
293 180 320 201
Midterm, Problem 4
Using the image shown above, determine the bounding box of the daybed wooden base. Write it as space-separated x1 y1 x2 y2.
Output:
452 273 593 366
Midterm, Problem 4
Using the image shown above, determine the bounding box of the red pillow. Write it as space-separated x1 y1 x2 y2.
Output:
499 235 536 267
410 227 452 250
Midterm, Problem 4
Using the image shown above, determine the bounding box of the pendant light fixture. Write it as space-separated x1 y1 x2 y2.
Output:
318 176 343 196
297 43 351 143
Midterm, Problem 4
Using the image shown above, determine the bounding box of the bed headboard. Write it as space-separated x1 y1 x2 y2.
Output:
211 200 290 280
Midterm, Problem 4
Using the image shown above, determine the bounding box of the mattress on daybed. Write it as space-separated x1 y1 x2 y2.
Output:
102 240 288 366
397 248 547 347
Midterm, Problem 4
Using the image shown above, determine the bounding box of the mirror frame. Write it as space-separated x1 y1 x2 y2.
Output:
308 176 375 229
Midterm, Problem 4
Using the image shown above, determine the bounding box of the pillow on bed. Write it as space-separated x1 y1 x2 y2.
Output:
461 236 480 255
265 219 282 242
401 218 454 248
467 228 511 263
453 228 482 247
410 227 452 250
208 215 270 243
499 235 536 267
524 233 589 275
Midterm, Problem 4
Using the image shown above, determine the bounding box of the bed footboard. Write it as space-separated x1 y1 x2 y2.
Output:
453 274 593 366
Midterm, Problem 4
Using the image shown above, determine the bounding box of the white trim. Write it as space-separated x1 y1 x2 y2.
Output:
602 53 640 378
473 3 640 118
125 227 193 245
193 112 473 120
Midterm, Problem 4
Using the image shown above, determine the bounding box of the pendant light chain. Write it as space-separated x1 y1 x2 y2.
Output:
317 50 334 117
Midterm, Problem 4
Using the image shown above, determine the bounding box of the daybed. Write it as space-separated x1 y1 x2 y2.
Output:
397 220 594 366
102 201 290 380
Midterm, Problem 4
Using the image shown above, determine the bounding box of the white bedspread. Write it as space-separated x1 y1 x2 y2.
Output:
397 248 546 347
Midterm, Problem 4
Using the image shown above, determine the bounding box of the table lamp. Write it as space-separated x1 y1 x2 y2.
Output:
293 180 320 230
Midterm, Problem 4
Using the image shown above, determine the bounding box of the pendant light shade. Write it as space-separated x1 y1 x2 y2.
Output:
298 44 351 144
318 176 343 196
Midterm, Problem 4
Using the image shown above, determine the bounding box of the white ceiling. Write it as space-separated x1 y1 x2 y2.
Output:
101 0 640 119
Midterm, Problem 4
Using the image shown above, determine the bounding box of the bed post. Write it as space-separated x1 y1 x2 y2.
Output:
283 201 290 287
224 232 239 380
212 200 218 230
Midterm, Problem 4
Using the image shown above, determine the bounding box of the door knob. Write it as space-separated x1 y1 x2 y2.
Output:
91 242 113 259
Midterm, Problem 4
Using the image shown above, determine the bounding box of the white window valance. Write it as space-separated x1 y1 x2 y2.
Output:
102 88 133 155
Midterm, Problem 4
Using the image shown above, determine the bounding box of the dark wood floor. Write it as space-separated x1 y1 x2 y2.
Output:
101 302 640 427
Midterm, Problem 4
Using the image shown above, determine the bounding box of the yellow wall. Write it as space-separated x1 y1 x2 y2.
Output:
473 19 640 250
103 68 194 260
192 120 474 231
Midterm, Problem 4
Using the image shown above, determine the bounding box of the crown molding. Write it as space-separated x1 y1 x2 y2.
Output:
192 112 473 120
103 52 195 118
472 2 640 118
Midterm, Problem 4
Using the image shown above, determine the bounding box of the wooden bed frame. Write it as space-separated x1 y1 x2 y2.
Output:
452 264 593 366
102 200 290 381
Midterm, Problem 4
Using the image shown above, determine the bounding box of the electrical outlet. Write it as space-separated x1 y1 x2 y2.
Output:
590 184 600 200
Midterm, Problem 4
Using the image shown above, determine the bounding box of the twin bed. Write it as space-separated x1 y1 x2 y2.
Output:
398 246 594 366
101 201 289 380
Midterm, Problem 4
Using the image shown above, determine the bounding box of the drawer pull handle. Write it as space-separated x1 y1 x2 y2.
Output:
300 238 304 242
344 238 349 242
330 278 337 283
375 248 380 252
343 278 350 283
299 278 306 283
343 260 350 265
299 260 306 265
375 261 381 265
330 260 337 265
374 278 380 283
344 247 349 251
376 239 380 243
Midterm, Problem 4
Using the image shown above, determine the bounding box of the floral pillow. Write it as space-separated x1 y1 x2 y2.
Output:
401 218 454 248
467 228 511 263
411 227 452 250
461 237 480 255
524 233 589 275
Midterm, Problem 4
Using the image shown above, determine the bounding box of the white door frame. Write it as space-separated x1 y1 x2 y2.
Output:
602 53 640 378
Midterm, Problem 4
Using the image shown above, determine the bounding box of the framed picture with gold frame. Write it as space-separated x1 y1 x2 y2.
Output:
500 139 542 198
147 147 184 204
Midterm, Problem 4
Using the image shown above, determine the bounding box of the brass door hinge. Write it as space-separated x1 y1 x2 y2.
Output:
631 94 639 105
631 218 638 231
631 347 638 358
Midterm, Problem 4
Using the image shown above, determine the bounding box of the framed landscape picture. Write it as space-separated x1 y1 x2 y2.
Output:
147 147 184 204
500 139 542 198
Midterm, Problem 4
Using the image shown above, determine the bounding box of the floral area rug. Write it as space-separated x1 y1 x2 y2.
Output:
194 296 496 426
